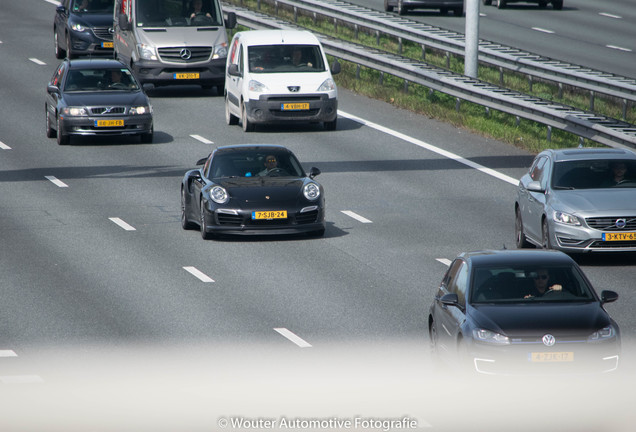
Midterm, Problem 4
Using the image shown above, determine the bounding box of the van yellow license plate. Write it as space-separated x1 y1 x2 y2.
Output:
281 103 309 111
530 352 574 363
603 232 636 241
252 211 287 220
95 119 124 127
101 42 114 48
174 73 199 79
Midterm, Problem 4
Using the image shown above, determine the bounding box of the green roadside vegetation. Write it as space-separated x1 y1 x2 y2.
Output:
224 0 635 153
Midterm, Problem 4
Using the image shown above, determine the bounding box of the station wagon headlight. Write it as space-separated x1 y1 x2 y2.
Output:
129 106 151 115
317 78 336 92
303 183 320 201
137 44 158 61
473 329 510 345
588 326 616 341
61 107 88 116
210 185 229 204
248 80 268 93
553 211 581 226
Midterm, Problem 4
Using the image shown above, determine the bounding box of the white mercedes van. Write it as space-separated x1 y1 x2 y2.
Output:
225 30 340 132
113 0 236 92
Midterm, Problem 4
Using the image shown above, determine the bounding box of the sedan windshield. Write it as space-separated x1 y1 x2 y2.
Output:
470 264 595 303
209 150 305 179
64 68 140 92
552 159 636 189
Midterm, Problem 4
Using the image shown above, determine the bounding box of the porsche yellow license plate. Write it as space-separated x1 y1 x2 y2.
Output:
252 210 287 220
95 119 124 127
530 352 574 363
174 73 199 79
281 103 309 111
603 232 636 241
101 42 114 48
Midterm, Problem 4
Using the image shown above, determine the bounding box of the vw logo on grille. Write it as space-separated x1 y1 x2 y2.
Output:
180 48 192 60
288 86 300 92
542 334 556 347
616 219 627 229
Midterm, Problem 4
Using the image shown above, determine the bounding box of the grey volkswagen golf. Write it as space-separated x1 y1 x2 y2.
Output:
515 148 636 253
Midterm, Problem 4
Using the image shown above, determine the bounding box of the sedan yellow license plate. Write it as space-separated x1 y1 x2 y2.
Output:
281 103 309 111
603 232 636 241
95 119 124 127
173 73 200 79
101 42 114 48
530 352 574 363
252 210 287 220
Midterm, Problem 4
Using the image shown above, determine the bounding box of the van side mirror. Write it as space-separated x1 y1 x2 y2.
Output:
225 12 237 29
330 60 341 75
227 63 241 77
118 14 130 31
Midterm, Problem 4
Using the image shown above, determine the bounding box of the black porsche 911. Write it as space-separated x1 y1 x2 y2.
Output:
181 144 325 239
429 249 620 375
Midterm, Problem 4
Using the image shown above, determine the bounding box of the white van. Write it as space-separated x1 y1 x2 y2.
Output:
113 0 236 92
225 30 340 132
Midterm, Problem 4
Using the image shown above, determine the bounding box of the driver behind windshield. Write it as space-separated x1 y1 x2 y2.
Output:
188 0 212 22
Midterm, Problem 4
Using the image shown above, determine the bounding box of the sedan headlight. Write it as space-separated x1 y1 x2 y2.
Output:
588 326 616 341
553 211 581 226
210 185 229 204
248 80 268 93
317 78 336 92
137 44 158 61
61 107 88 116
71 23 87 32
129 106 151 115
473 329 510 345
212 43 228 59
303 183 320 200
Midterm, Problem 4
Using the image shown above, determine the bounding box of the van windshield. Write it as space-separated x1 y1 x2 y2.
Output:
248 45 326 73
135 0 222 27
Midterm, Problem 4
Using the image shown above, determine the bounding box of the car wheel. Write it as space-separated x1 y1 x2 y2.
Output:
552 0 563 10
323 118 337 131
45 107 56 138
181 187 197 230
542 218 553 249
215 83 225 96
54 30 65 59
140 126 153 144
515 208 531 248
66 33 75 59
497 0 506 8
241 102 254 132
200 198 214 240
56 116 69 145
384 0 393 12
397 0 407 15
482 0 492 5
225 96 238 125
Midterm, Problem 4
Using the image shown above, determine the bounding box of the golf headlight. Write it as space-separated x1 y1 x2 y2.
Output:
303 183 320 200
62 107 88 116
213 43 228 59
248 80 268 93
473 329 510 345
210 186 229 204
589 326 616 341
553 211 581 226
130 106 151 115
137 44 158 61
317 78 336 92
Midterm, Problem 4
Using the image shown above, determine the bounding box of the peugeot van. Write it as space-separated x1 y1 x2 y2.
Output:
113 0 236 92
225 30 340 132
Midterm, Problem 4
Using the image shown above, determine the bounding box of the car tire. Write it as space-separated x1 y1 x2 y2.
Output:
140 127 153 144
497 0 506 8
54 30 65 59
323 118 337 131
552 0 563 10
200 198 215 240
45 107 56 138
241 102 255 132
66 33 76 59
384 0 393 12
397 0 407 15
181 187 197 230
56 116 69 145
542 218 553 249
225 96 239 125
515 208 531 248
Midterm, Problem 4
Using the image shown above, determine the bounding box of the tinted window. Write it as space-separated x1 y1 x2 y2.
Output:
64 68 139 91
552 159 636 190
209 150 305 179
248 45 325 73
72 0 114 13
136 0 222 27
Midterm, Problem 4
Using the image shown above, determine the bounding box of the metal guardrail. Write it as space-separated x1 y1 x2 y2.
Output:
222 3 636 150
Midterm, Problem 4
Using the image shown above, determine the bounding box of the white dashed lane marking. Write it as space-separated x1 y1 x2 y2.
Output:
29 58 46 65
274 328 312 348
0 141 11 150
190 134 214 144
341 210 373 224
109 217 136 231
45 176 68 188
183 266 215 283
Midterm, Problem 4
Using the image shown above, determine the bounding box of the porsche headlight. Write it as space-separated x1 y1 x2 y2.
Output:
473 329 510 345
588 326 616 341
553 211 581 226
61 107 88 116
248 80 268 93
129 106 151 115
210 185 229 204
71 23 87 32
303 183 320 201
137 44 158 61
317 78 336 92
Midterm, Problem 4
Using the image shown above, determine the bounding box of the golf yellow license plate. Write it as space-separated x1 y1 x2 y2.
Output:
530 352 574 363
95 119 124 127
102 42 114 48
281 103 309 111
603 232 636 241
252 210 287 220
174 73 199 79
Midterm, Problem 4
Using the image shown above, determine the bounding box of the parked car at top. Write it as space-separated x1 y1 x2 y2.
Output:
483 0 563 10
225 30 340 132
384 0 464 16
429 249 620 375
54 0 116 59
45 58 153 145
113 0 236 92
515 148 636 253
181 144 326 239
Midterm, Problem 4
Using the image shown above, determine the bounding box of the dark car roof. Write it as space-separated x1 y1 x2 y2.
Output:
542 148 636 162
215 144 293 154
66 59 129 70
458 249 576 267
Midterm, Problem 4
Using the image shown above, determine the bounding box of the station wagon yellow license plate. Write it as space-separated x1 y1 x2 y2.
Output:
95 119 124 127
603 232 636 241
252 210 287 220
281 103 309 111
101 42 114 48
174 73 199 79
530 352 574 363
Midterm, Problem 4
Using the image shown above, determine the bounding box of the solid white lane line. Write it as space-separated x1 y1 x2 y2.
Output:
45 176 68 188
607 45 632 52
0 350 18 357
341 210 373 224
339 111 519 186
29 58 46 65
599 12 622 19
190 134 214 144
0 141 11 150
183 266 215 283
274 328 312 348
0 375 44 384
44 0 61 5
109 217 136 231
531 27 555 34
436 258 452 267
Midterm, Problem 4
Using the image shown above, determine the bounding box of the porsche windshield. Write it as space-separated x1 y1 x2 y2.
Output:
209 151 305 179
136 0 222 27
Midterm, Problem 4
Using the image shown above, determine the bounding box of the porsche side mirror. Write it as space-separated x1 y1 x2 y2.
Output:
309 167 321 179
